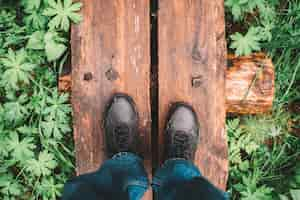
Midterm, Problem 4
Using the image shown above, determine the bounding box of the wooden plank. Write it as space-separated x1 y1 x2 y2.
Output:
158 0 228 190
71 1 152 198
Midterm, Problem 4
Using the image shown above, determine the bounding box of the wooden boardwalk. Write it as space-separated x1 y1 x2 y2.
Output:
71 0 230 198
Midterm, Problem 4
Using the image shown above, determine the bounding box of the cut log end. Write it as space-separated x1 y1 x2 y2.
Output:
59 74 71 92
59 53 275 115
226 53 275 114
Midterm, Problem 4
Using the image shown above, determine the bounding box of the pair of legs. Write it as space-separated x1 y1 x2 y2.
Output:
62 94 228 200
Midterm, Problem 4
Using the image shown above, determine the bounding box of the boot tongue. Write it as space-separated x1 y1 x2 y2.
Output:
114 124 130 151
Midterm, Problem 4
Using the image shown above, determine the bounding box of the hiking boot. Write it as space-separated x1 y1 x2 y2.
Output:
104 94 139 155
165 103 199 161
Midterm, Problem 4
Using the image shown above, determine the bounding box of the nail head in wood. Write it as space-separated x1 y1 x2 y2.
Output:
105 67 119 81
192 75 202 88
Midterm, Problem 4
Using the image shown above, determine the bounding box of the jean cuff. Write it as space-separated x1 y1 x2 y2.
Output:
153 158 201 187
112 152 149 189
112 152 142 161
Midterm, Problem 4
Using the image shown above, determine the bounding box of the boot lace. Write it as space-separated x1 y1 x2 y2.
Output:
173 131 192 160
114 125 130 151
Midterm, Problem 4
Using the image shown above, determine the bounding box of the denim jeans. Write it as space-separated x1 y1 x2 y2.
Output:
62 152 228 200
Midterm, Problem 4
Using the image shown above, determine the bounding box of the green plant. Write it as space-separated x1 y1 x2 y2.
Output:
226 2 300 198
43 0 82 31
230 26 263 56
0 0 81 199
225 0 268 21
1 49 36 90
27 30 68 62
1 0 300 200
226 100 300 197
225 0 277 56
227 115 300 199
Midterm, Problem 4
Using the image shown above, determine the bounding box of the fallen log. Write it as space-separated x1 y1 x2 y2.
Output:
59 53 275 114
226 53 275 114
58 74 71 93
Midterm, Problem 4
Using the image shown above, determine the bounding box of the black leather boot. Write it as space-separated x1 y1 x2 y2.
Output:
165 103 199 161
104 94 139 155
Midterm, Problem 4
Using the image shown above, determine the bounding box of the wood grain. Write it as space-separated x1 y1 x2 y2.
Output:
71 1 152 198
158 0 228 190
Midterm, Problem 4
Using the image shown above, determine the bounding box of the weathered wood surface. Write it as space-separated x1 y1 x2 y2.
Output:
226 53 275 114
158 0 228 190
60 54 275 115
71 1 152 199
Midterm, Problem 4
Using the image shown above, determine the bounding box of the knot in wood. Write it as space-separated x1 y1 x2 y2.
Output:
83 72 93 81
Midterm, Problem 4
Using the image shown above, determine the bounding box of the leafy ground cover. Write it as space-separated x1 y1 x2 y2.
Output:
226 0 300 199
0 0 81 199
0 0 299 199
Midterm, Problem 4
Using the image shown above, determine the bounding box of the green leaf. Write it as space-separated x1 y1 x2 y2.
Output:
2 24 27 48
291 190 300 200
24 10 48 30
44 31 67 61
230 27 262 56
225 0 244 20
3 94 28 123
0 130 9 157
45 39 67 61
41 118 71 139
247 0 265 12
0 174 13 188
279 195 289 200
21 0 41 11
36 177 63 199
43 90 71 120
239 160 250 172
17 126 38 136
26 151 57 176
1 49 36 89
7 132 35 162
26 31 45 50
225 0 267 21
43 0 82 31
0 174 22 196
240 185 273 200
